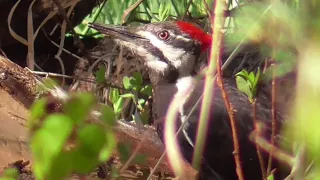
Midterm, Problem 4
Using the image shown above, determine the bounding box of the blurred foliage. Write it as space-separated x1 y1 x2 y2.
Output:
28 92 116 180
0 168 19 180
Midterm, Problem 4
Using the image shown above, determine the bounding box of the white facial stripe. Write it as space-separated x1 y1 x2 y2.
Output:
137 31 186 69
175 35 193 42
146 60 168 73
115 39 168 74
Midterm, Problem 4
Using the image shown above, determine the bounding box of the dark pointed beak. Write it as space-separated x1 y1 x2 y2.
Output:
88 23 148 43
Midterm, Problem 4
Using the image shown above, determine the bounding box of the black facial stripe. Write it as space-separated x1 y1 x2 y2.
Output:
143 43 180 83
144 43 167 63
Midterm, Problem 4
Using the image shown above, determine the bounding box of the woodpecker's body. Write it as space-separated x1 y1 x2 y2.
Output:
89 21 288 180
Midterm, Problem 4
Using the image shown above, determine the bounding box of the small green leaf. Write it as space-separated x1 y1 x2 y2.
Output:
77 124 106 156
133 154 147 165
99 105 116 126
42 78 58 90
248 72 255 85
109 88 120 104
132 72 143 86
140 85 153 96
117 143 131 163
111 165 120 178
99 131 116 161
0 168 19 180
64 93 95 125
31 114 73 180
28 98 47 130
267 174 274 180
146 7 160 22
236 76 253 101
159 1 170 21
121 93 135 99
235 69 249 78
158 1 165 17
140 110 150 125
253 68 261 87
95 66 106 84
73 124 108 174
46 151 73 180
114 97 125 115
72 150 99 174
123 76 133 90
138 99 146 107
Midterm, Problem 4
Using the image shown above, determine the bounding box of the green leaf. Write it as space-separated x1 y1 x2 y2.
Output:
99 131 116 161
236 76 253 102
42 78 58 90
114 97 125 115
248 72 255 85
133 154 147 165
117 143 131 163
158 1 165 17
267 174 274 180
95 66 106 84
140 85 153 96
140 110 150 125
73 124 107 174
132 72 143 86
123 76 133 90
138 99 146 107
111 165 120 178
72 150 100 174
235 69 249 79
109 88 120 104
121 93 135 99
158 1 170 21
0 168 19 180
31 114 73 180
99 105 117 126
63 93 95 125
28 98 47 130
146 7 160 22
46 151 73 180
253 68 261 87
77 124 106 156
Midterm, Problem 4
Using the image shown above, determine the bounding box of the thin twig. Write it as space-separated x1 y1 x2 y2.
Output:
121 0 145 24
181 0 193 20
43 30 87 62
267 62 277 175
216 44 244 180
0 48 8 58
52 0 84 50
250 130 294 168
253 100 267 179
27 0 36 70
118 128 153 174
202 0 212 20
28 70 126 90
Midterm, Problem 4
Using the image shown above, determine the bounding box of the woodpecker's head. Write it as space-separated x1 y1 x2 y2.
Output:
89 21 212 84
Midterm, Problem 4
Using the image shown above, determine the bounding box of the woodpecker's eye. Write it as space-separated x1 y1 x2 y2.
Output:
157 30 170 40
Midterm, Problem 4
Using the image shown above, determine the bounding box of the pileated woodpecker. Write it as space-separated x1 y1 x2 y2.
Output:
89 21 288 180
